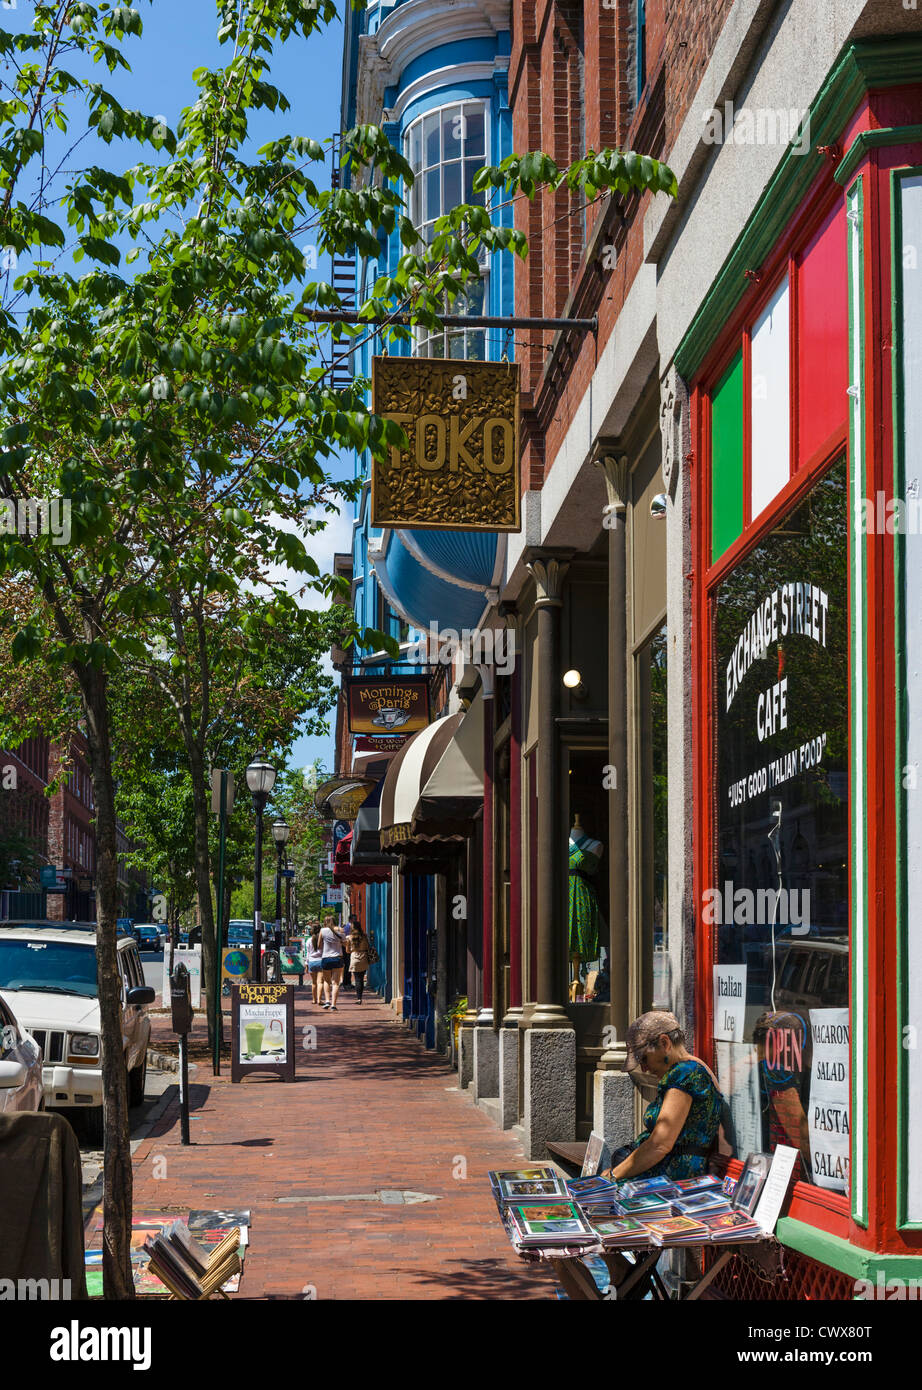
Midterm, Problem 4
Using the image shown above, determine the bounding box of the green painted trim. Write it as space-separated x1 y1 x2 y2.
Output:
847 176 869 1230
835 125 922 188
777 1217 922 1285
676 37 922 380
891 164 922 1232
710 348 744 562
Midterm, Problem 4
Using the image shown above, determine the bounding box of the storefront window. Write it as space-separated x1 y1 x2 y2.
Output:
566 748 610 1003
638 623 669 1005
711 459 849 1193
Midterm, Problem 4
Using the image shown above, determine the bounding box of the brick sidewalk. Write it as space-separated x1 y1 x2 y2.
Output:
133 989 554 1300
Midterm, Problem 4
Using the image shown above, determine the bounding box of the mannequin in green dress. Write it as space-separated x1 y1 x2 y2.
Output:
568 814 604 997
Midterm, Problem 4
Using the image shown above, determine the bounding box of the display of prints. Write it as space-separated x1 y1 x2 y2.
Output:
497 1173 569 1202
188 1209 251 1232
506 1201 595 1245
581 1131 611 1177
488 1167 557 1190
807 1006 850 1192
752 1144 799 1233
644 1215 710 1245
732 1151 772 1216
370 356 521 532
162 947 202 1007
713 964 747 1041
591 1217 650 1246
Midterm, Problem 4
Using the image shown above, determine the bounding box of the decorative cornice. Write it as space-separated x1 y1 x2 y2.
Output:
355 0 510 126
674 37 922 381
834 124 922 189
388 61 507 124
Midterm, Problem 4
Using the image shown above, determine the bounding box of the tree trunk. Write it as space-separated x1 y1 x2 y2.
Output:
185 735 216 1048
78 664 135 1300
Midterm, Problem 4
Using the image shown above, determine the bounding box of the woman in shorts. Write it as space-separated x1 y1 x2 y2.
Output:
306 923 324 1004
318 915 347 1010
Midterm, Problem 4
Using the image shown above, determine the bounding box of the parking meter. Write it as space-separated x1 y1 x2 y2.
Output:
170 962 193 1035
171 963 192 1145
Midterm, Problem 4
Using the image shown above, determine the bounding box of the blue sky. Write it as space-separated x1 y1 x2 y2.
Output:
2 0 354 776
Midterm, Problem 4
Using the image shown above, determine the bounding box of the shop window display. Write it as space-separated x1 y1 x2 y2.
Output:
711 460 849 1193
566 750 610 1002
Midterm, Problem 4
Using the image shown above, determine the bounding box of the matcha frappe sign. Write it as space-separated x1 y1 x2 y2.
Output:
231 982 295 1084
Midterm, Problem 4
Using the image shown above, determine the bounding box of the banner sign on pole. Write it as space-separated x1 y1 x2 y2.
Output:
371 357 520 532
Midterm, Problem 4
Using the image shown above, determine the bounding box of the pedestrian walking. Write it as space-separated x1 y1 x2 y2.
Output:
306 921 324 1004
318 914 347 1010
346 921 372 1004
341 915 356 990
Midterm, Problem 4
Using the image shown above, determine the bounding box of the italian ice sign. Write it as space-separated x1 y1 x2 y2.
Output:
713 964 747 1042
807 1007 850 1192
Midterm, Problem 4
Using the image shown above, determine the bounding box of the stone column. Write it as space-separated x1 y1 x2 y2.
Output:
521 551 575 1158
500 609 522 1128
459 828 480 1090
592 449 634 1147
474 667 499 1100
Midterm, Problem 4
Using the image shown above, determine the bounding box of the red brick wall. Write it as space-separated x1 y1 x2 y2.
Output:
508 0 736 483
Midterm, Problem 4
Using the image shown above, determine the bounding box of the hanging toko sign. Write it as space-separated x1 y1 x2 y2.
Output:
371 356 520 532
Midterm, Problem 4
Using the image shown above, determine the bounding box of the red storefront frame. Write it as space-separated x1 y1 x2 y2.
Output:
690 166 852 1246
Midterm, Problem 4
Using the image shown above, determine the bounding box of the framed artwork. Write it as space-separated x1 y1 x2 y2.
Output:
732 1151 772 1216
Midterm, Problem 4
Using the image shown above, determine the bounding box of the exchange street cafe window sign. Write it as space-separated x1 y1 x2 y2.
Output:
370 356 520 532
346 674 430 734
710 460 849 1194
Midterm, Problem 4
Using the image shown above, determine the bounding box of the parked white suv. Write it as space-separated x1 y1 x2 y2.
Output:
0 991 44 1113
0 921 154 1142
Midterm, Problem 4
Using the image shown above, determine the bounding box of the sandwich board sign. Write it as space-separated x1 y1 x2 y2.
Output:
231 982 295 1084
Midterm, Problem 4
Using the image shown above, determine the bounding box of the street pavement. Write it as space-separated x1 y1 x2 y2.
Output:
129 986 553 1299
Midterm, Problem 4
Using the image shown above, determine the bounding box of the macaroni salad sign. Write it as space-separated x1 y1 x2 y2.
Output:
807 1007 850 1192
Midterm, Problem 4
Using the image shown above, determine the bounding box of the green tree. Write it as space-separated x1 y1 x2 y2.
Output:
0 0 675 1301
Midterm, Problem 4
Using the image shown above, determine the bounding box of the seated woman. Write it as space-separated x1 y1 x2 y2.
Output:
598 1011 723 1298
606 1010 723 1183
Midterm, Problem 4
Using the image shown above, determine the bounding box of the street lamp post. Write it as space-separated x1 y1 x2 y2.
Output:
272 819 290 954
245 751 277 983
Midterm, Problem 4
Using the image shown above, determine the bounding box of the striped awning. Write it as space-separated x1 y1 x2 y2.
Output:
378 712 466 855
411 691 484 838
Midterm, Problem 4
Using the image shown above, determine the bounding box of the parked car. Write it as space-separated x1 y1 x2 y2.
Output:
134 925 162 953
227 922 254 946
774 937 849 1012
0 991 44 1114
0 921 155 1143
